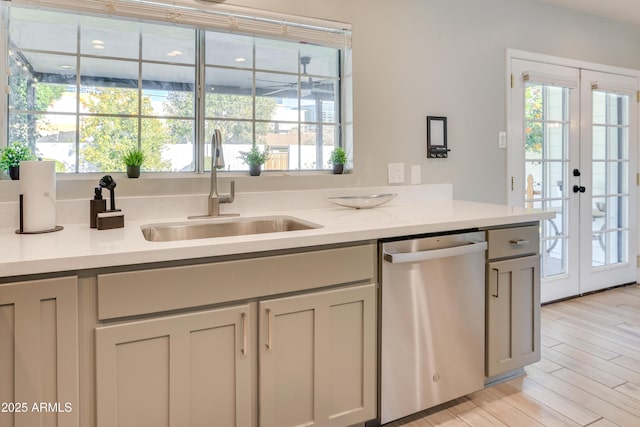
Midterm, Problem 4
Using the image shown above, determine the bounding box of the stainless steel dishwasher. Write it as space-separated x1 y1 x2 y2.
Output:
380 230 487 424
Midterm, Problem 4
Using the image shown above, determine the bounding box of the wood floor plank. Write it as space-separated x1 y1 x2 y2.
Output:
504 375 601 425
526 365 640 426
541 315 640 360
540 345 627 388
530 356 563 373
550 342 640 385
467 388 543 427
550 367 640 423
610 355 640 373
448 398 508 427
486 382 582 427
545 302 624 327
587 418 622 427
555 314 640 348
614 382 640 401
569 298 640 324
619 303 640 314
423 408 469 426
577 287 640 307
541 320 620 360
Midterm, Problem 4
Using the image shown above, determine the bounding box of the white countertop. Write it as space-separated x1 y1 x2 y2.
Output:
0 185 552 278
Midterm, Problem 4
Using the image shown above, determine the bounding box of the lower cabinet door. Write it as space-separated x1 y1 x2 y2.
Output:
95 305 252 427
259 283 376 427
0 276 79 427
486 256 541 377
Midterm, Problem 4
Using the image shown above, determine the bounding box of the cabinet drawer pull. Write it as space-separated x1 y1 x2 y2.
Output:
266 308 273 350
509 239 530 246
241 312 247 355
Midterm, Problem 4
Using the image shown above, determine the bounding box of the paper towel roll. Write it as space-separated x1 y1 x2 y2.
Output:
19 160 57 232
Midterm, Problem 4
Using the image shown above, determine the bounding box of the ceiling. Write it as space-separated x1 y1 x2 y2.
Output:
535 0 640 27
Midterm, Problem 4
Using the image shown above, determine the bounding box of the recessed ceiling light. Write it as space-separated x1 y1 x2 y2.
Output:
94 45 105 50
59 65 74 70
92 40 104 45
234 57 247 63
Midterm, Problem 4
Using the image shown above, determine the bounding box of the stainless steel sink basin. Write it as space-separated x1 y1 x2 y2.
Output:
141 215 322 242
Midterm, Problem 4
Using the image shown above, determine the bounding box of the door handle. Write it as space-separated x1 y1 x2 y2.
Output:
572 185 586 193
491 268 499 298
241 312 247 355
383 241 487 263
265 308 273 350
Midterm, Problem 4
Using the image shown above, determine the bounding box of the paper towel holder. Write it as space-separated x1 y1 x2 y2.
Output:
15 194 64 234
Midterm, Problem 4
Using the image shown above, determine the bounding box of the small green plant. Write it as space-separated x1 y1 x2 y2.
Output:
238 145 270 165
329 147 347 165
123 148 145 167
0 142 37 170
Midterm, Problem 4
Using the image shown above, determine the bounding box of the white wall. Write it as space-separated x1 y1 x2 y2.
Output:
221 0 640 204
3 0 640 204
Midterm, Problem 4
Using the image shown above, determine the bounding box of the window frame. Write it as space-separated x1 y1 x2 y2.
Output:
1 2 352 176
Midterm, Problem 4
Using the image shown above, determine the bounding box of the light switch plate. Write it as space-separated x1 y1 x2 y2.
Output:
498 131 507 149
411 165 421 184
388 163 405 184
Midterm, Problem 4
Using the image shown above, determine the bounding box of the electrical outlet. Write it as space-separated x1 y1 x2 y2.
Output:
388 163 405 184
411 165 421 184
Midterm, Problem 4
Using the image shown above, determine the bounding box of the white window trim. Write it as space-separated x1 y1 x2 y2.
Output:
5 0 351 49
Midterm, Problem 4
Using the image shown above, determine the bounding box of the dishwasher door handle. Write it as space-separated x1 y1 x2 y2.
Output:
383 240 487 264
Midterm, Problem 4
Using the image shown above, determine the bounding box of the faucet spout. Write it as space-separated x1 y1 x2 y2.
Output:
190 129 238 219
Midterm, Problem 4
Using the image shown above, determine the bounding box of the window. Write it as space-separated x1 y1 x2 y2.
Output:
2 2 350 174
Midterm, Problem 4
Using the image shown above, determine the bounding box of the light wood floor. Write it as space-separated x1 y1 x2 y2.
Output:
392 284 640 426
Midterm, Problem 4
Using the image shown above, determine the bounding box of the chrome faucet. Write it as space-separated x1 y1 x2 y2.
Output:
190 129 237 218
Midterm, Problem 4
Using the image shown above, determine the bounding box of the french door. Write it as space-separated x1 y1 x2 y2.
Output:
510 57 638 302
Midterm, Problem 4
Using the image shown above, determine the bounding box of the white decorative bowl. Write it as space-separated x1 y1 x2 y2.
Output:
328 193 397 209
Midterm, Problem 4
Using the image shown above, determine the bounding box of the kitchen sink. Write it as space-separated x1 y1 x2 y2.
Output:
141 215 322 242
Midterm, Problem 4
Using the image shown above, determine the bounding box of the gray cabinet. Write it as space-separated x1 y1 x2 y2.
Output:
95 304 252 427
91 243 377 427
486 254 541 377
259 283 376 427
0 276 79 427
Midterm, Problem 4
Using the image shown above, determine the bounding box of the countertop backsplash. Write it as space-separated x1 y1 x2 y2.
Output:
0 183 452 229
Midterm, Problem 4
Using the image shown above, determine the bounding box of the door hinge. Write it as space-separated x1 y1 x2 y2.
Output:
510 74 514 89
637 173 640 186
637 255 640 268
511 176 515 191
637 90 640 103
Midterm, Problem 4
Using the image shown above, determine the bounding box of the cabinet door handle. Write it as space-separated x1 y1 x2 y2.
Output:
491 268 500 298
509 239 530 246
266 308 273 350
241 312 247 355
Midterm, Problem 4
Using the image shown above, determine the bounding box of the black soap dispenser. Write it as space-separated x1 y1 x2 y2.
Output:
90 187 107 228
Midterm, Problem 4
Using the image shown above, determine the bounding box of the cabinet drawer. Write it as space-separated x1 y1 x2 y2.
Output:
97 244 376 320
487 225 539 259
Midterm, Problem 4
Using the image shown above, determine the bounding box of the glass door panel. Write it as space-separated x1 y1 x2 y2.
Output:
580 70 637 293
523 84 571 280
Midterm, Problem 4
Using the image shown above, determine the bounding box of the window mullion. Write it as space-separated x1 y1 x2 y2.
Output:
195 29 205 174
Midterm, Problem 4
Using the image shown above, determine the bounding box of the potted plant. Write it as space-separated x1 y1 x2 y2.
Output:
329 147 347 174
0 142 37 180
123 148 145 178
238 145 270 176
